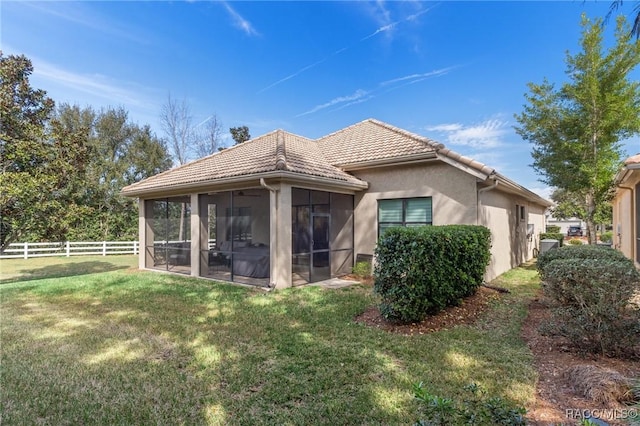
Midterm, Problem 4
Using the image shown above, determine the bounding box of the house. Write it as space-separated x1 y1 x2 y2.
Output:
545 213 585 235
121 119 552 288
612 153 640 267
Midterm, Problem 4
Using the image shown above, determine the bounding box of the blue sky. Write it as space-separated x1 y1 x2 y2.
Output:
2 1 639 199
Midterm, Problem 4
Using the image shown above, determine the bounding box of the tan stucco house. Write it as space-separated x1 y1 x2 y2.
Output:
122 119 552 288
613 153 640 267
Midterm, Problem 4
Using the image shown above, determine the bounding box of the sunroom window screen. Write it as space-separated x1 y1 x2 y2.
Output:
378 197 432 236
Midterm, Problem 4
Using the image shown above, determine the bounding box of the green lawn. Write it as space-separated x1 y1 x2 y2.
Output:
1 256 540 425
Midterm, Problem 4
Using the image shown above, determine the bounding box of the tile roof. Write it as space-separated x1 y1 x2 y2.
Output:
121 118 547 207
317 118 443 166
624 153 640 165
121 129 364 195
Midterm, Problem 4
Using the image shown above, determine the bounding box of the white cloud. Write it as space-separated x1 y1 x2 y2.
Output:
380 67 454 86
296 89 370 117
426 119 509 149
22 2 148 44
426 123 463 132
222 2 260 36
258 3 436 93
33 59 153 108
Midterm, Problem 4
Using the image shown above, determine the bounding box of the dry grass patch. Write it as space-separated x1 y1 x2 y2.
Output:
564 365 635 405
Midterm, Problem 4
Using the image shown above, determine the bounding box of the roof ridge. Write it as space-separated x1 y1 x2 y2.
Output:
315 118 371 141
367 118 444 150
123 129 282 191
275 130 287 170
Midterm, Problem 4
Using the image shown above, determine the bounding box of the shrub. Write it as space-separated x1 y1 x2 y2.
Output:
546 225 561 233
373 225 491 323
567 238 583 245
413 382 527 426
600 231 613 244
540 232 564 247
537 244 628 279
540 257 640 358
352 260 372 278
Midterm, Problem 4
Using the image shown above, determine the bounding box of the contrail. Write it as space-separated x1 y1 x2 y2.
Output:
257 4 438 94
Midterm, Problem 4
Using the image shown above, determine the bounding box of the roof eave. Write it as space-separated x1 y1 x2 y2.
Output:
435 152 493 181
339 152 438 171
493 173 554 207
614 164 640 186
121 170 368 198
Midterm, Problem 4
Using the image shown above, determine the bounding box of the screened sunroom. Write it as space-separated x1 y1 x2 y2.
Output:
198 189 271 287
125 128 368 288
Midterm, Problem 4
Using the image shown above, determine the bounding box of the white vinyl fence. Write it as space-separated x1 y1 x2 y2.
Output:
0 241 139 259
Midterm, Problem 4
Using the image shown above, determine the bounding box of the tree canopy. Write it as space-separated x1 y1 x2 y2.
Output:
515 15 640 243
230 126 251 145
607 0 640 38
0 53 172 250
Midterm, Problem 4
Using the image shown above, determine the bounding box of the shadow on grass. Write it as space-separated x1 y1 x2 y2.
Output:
0 261 131 284
520 259 538 271
1 272 538 425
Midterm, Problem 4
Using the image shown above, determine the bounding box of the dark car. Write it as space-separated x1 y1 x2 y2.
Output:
567 226 583 237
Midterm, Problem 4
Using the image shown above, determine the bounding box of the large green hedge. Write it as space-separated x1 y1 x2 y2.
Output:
537 245 640 358
537 244 628 280
373 225 491 323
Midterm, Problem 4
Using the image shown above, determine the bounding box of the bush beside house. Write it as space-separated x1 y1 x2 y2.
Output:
537 245 640 358
373 225 491 323
539 232 564 247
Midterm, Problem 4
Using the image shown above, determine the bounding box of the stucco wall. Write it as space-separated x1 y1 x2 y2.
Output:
478 189 546 281
351 162 547 283
351 162 479 258
613 171 640 265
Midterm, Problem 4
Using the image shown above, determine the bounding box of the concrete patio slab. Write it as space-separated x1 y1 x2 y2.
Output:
311 277 360 289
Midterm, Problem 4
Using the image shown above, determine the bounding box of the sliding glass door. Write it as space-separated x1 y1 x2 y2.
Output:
291 188 353 285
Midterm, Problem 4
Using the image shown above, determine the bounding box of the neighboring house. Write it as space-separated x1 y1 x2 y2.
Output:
612 153 640 267
545 214 585 235
121 119 552 288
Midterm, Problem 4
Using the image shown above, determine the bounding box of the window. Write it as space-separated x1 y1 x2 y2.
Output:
517 205 526 222
378 197 432 236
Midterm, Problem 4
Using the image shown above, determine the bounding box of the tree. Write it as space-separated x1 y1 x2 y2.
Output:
607 1 640 38
550 188 612 226
230 125 251 145
55 104 172 241
194 114 223 157
0 53 70 251
160 94 193 165
515 15 640 244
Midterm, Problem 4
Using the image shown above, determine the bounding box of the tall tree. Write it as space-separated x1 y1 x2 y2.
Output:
607 0 640 38
515 15 640 244
0 54 106 250
160 94 193 165
194 114 223 157
229 125 251 145
55 104 172 241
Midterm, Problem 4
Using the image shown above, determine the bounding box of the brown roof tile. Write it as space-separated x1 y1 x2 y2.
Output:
624 153 640 165
317 118 444 166
121 129 364 195
122 118 547 207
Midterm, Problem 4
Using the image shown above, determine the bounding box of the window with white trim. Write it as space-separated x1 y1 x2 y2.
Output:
378 197 433 236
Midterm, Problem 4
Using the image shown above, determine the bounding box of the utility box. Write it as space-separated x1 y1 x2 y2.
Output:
540 239 559 254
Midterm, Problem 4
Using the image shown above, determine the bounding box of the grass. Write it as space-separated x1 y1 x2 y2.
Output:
1 256 541 425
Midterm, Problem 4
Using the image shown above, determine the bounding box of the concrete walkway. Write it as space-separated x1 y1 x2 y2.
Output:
310 277 360 289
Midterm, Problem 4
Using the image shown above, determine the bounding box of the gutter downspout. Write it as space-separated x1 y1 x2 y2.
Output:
260 178 278 290
615 184 634 258
477 178 499 225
